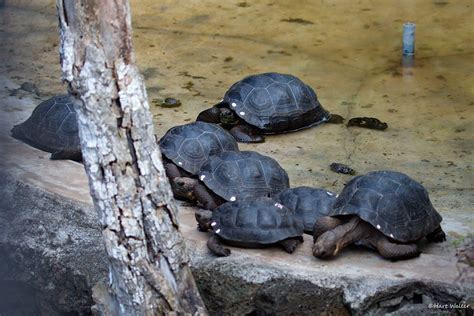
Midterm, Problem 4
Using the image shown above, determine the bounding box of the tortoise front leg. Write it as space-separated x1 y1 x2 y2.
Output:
277 237 303 254
196 107 221 123
426 225 446 243
229 124 264 143
372 236 421 261
207 234 231 256
194 182 220 210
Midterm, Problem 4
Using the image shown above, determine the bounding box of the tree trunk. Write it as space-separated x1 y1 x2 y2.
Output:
56 1 207 315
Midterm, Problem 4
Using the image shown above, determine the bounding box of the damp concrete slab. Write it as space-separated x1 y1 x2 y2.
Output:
0 76 473 314
1 0 473 314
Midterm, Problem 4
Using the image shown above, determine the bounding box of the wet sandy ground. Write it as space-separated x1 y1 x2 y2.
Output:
0 1 472 236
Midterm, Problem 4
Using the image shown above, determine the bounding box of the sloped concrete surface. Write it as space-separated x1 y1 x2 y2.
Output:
0 90 472 315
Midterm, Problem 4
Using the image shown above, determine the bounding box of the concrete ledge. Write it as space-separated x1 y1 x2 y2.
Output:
0 92 472 315
1 170 472 315
0 172 106 314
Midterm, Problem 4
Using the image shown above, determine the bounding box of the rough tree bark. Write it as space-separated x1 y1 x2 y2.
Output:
56 1 207 315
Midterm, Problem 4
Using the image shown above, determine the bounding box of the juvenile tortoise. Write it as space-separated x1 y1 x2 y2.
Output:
197 72 343 143
196 197 304 256
172 150 290 210
276 186 337 234
159 121 239 202
159 121 238 174
312 170 446 261
11 95 82 162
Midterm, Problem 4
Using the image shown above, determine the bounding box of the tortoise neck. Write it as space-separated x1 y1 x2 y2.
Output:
333 217 374 251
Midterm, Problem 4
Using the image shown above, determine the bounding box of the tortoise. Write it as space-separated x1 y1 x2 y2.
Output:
172 150 290 210
312 170 446 261
159 121 239 176
195 197 304 256
11 95 82 162
276 186 337 234
196 72 343 143
158 121 239 201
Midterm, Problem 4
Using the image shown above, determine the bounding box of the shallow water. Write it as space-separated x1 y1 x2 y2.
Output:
0 0 472 221
1 0 473 225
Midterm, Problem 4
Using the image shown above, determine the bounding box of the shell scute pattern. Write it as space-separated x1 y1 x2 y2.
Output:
199 151 289 202
237 158 267 188
276 186 337 232
212 198 303 244
331 171 442 242
159 121 239 174
11 95 80 154
222 73 330 133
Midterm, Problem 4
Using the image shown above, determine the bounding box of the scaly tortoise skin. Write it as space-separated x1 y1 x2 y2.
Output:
198 150 290 202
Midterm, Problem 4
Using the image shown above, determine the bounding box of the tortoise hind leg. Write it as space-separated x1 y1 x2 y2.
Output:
51 149 82 162
277 237 303 254
373 236 420 261
426 225 446 243
207 234 231 257
229 125 264 143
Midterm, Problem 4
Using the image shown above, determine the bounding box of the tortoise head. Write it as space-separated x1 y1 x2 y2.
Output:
312 230 341 258
219 107 239 125
313 216 365 259
313 216 344 242
195 209 213 231
196 104 239 125
171 177 198 201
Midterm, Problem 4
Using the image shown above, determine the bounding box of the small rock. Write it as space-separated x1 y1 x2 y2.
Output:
347 117 388 130
328 114 345 124
20 82 39 94
152 97 182 108
330 163 356 175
